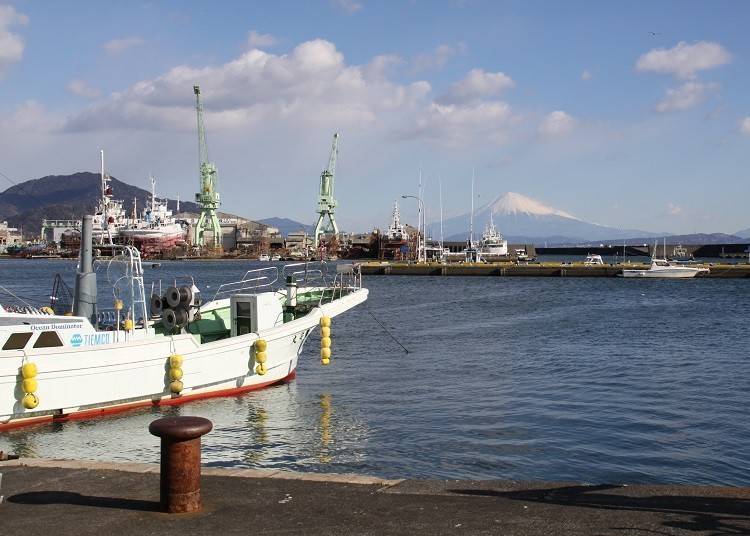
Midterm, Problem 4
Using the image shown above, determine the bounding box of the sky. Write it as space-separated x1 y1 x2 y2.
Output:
0 0 749 234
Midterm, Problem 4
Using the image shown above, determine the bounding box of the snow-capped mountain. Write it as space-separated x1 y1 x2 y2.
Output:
436 192 658 244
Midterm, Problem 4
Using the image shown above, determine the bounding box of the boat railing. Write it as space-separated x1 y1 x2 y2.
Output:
281 261 331 288
318 264 362 305
211 267 279 300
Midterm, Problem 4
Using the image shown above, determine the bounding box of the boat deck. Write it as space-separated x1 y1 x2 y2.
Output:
1 459 748 535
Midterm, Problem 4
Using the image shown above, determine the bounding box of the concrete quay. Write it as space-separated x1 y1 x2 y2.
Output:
361 261 750 278
1 458 749 535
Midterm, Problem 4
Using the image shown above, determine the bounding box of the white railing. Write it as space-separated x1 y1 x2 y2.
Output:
211 267 279 301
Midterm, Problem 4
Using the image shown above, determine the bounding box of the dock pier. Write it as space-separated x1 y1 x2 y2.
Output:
1 458 748 535
360 262 750 278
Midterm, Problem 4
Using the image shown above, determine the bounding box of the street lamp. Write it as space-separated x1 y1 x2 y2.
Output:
401 194 424 263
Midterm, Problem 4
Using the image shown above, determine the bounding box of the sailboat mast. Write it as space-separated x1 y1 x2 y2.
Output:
418 167 423 263
439 176 444 253
470 168 475 246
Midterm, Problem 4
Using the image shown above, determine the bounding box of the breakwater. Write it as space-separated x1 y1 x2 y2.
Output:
360 261 750 277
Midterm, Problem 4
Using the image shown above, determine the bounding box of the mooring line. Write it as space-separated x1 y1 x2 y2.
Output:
364 306 410 354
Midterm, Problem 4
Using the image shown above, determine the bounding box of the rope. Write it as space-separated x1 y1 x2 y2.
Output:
364 306 410 354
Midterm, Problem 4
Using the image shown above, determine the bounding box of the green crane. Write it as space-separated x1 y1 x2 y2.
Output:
192 85 222 250
313 133 340 249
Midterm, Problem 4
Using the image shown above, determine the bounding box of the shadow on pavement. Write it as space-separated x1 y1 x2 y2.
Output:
8 491 160 512
449 484 750 535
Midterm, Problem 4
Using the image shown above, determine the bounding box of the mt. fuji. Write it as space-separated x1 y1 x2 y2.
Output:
436 192 658 244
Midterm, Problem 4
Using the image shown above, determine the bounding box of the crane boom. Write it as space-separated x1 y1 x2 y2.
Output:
194 85 209 165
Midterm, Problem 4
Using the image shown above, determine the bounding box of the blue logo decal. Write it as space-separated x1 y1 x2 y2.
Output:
70 334 82 347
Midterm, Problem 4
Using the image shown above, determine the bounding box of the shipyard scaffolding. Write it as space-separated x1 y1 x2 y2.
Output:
313 133 340 250
192 85 222 250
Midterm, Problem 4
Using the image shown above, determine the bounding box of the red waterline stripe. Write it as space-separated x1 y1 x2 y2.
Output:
0 369 297 432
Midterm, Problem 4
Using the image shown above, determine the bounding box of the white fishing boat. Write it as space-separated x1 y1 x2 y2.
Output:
479 212 508 257
584 254 604 266
0 216 367 430
258 253 271 262
270 254 281 262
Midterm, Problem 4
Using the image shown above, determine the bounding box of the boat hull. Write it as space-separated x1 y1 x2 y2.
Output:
0 288 367 430
619 268 704 278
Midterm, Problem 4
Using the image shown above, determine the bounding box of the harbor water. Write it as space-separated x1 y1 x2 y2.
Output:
0 259 748 486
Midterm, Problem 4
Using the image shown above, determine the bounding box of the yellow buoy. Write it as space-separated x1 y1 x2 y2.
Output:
320 347 331 359
169 368 183 381
22 378 38 393
255 339 267 352
321 358 330 366
21 362 37 379
114 299 124 311
255 351 267 364
255 364 267 376
123 318 134 331
320 337 331 349
320 316 331 328
321 326 331 338
169 380 184 394
169 354 184 368
22 393 39 410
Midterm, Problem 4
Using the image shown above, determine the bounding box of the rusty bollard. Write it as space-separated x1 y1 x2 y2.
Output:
149 416 213 513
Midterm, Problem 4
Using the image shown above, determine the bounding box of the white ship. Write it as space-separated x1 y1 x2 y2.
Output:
620 259 709 278
0 216 367 430
118 176 187 254
479 212 508 257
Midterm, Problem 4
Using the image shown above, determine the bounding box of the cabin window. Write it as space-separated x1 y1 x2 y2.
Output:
33 331 63 348
2 332 33 350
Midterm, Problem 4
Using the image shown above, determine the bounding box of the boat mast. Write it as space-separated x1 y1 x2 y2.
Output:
470 168 475 247
418 166 423 263
439 176 444 255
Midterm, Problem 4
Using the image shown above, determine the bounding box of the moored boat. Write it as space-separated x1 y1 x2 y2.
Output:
619 258 709 278
0 216 367 430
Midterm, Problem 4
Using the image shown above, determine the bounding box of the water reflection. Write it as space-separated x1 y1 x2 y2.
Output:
317 393 332 464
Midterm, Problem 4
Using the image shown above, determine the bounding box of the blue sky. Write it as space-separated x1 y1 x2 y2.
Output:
1 0 749 234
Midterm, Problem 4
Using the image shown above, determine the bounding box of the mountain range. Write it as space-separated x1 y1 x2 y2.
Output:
0 174 746 244
258 217 314 236
434 192 746 245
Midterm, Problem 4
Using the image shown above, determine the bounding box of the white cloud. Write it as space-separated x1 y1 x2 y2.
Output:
741 117 750 136
666 202 683 216
538 110 575 138
438 68 514 104
636 41 731 80
103 36 145 54
0 5 28 77
67 79 101 99
412 42 466 72
64 39 431 133
581 69 592 81
398 100 515 146
332 0 363 14
655 81 717 112
0 100 62 132
246 30 277 49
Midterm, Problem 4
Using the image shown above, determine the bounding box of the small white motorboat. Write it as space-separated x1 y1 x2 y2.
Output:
620 258 709 278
